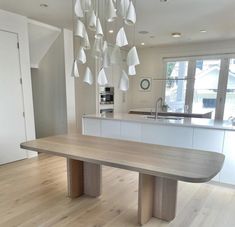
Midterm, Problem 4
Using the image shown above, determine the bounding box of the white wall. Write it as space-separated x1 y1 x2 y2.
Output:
0 9 36 158
63 29 77 134
31 33 68 138
129 39 235 109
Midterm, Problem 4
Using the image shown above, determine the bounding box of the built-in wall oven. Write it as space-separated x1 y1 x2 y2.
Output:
99 87 114 114
100 87 114 104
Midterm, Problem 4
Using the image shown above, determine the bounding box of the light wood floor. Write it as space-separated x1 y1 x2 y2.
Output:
0 154 235 227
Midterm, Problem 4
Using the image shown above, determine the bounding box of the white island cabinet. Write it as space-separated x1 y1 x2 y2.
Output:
192 128 225 181
220 131 235 185
82 114 235 185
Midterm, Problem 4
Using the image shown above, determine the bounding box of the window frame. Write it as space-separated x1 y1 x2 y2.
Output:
163 54 235 120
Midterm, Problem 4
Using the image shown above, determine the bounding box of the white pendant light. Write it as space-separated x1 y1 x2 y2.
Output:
72 60 79 77
119 70 129 91
107 0 117 22
83 67 93 85
111 45 122 65
92 37 103 59
95 18 104 38
88 10 97 31
81 0 92 12
81 30 90 49
128 65 136 75
116 27 128 47
75 19 85 38
98 68 108 85
127 46 140 66
74 0 84 18
77 47 86 64
103 41 111 68
117 0 130 18
125 1 136 25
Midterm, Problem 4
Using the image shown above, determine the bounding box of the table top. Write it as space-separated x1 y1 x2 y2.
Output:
21 134 225 183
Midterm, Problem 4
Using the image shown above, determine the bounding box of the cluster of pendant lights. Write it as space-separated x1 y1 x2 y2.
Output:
72 0 140 91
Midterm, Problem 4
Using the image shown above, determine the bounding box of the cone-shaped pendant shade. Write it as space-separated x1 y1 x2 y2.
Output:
77 47 86 64
72 60 79 78
128 65 136 75
92 37 103 59
75 0 84 18
127 46 140 66
81 0 92 12
119 70 129 91
98 68 108 85
111 45 122 65
117 0 130 18
107 0 117 22
116 27 128 47
75 19 85 38
95 18 104 38
125 1 136 25
103 41 111 68
88 11 97 31
81 30 90 49
83 67 93 85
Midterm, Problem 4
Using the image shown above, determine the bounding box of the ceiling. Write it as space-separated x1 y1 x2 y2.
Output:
0 0 235 46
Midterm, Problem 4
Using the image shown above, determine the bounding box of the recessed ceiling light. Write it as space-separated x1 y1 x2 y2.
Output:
139 31 149 35
200 30 207 33
109 30 114 34
141 42 145 46
40 3 48 8
172 32 181 38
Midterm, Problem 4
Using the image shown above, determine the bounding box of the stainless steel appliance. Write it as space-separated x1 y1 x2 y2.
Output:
100 87 114 105
99 87 114 114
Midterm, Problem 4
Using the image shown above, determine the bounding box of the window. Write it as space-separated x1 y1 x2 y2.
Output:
164 55 235 120
165 61 188 112
192 59 221 119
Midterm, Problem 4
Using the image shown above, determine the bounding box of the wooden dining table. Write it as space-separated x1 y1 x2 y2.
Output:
21 134 224 225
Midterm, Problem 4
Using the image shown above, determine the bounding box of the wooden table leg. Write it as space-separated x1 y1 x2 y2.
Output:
153 177 178 222
67 159 84 198
84 162 102 197
138 173 155 225
67 159 102 198
138 174 178 225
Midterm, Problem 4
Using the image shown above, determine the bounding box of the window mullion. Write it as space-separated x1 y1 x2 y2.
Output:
215 58 230 120
185 60 196 113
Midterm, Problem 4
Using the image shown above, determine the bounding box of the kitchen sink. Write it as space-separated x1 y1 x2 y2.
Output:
144 115 184 120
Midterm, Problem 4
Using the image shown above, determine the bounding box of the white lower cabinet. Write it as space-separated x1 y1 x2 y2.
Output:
193 128 225 182
82 118 101 136
141 124 193 149
220 131 235 185
120 122 141 142
83 118 235 185
101 120 121 139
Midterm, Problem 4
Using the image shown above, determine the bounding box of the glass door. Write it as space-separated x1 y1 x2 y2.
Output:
164 61 189 112
192 59 221 119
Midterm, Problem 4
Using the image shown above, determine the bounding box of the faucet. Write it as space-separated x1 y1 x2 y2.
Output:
155 97 163 119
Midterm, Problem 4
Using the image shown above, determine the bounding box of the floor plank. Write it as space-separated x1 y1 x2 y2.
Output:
0 154 234 227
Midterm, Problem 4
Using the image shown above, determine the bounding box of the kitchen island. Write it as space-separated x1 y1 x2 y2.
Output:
82 113 235 185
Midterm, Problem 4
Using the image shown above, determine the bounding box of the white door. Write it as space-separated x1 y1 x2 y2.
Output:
0 30 27 164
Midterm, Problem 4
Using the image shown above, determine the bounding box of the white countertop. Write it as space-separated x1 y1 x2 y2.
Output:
83 113 235 131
